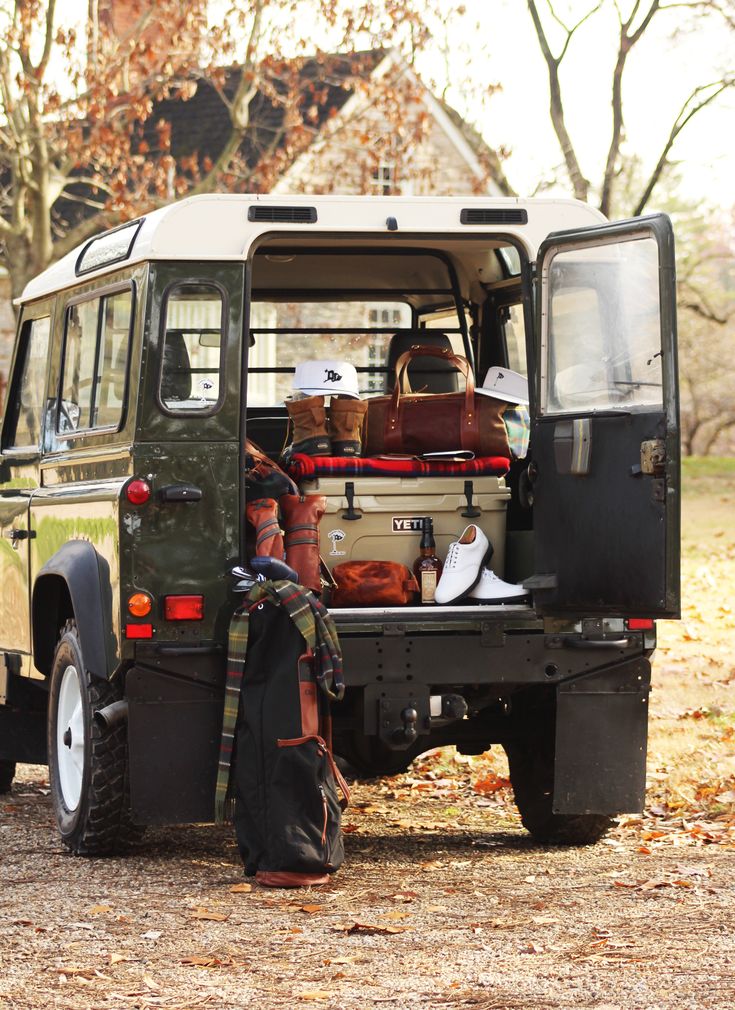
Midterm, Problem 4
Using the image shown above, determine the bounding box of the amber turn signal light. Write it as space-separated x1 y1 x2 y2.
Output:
128 593 152 617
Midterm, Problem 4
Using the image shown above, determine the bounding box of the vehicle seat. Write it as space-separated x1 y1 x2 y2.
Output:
160 331 192 402
386 330 460 393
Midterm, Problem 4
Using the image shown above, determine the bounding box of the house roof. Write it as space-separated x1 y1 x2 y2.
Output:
147 49 388 177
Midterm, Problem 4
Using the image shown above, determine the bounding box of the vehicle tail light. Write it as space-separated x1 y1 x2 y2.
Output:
126 479 151 505
626 618 655 630
164 595 204 621
126 623 153 639
128 593 152 617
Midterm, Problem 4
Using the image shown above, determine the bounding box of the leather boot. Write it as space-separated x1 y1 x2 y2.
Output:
328 397 368 457
285 396 331 456
246 498 285 559
281 493 326 593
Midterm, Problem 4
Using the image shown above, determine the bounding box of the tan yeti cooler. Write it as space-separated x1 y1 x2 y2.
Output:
302 475 511 577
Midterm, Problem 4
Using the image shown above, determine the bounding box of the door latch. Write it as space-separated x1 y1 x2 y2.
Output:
3 527 35 541
640 440 666 476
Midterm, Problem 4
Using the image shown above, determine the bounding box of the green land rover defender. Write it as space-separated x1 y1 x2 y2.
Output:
0 194 679 854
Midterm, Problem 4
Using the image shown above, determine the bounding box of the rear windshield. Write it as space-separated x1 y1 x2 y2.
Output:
248 249 469 407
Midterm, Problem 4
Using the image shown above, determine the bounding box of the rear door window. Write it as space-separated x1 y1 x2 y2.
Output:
159 283 225 414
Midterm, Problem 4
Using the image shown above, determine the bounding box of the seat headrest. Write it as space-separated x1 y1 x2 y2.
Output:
386 330 460 393
160 331 192 402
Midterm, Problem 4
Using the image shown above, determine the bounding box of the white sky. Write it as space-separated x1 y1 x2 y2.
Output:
415 0 735 212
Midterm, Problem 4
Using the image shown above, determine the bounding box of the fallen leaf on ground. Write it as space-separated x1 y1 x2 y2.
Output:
344 922 410 935
301 904 323 914
473 773 510 795
87 904 112 915
380 910 411 920
190 907 230 921
230 883 253 893
299 991 333 1000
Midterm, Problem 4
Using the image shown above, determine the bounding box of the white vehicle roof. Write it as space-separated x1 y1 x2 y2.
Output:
19 194 606 304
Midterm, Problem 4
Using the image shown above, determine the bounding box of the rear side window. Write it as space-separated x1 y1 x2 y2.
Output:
58 287 133 435
159 283 225 414
4 316 51 450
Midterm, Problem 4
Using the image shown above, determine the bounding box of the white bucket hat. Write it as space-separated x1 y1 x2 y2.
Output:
293 360 360 399
476 366 528 405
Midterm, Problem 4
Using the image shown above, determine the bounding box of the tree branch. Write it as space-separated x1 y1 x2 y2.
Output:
600 1 660 216
634 76 734 214
527 0 592 201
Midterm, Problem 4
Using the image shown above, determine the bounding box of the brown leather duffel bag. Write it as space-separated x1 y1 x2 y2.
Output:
364 345 510 458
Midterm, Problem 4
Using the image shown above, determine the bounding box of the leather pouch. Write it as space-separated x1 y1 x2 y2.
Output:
331 560 419 607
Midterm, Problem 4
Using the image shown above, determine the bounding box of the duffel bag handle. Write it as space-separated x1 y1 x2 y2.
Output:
394 343 472 394
386 345 479 453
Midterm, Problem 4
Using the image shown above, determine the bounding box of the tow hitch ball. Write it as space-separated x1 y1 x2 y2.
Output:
400 707 418 744
379 693 469 748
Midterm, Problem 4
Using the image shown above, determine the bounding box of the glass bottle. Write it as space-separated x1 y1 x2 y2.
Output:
413 517 443 604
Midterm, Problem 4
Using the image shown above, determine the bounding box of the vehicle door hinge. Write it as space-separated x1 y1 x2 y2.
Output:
640 439 666 476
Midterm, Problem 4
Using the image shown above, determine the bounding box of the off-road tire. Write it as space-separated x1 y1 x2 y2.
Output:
504 736 613 846
0 760 15 794
47 620 143 855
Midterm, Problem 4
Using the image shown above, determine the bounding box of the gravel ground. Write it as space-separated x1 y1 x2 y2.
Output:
2 758 734 1010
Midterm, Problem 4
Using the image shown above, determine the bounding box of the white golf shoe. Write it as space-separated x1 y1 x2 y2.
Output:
434 524 491 605
467 567 529 603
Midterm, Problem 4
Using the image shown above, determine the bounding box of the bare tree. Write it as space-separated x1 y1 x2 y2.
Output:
526 0 735 217
0 0 441 303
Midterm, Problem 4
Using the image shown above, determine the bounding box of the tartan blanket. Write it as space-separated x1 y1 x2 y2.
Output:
214 579 343 824
288 454 510 481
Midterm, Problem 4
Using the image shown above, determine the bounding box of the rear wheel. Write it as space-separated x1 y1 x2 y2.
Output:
0 760 15 794
504 730 613 846
47 621 142 855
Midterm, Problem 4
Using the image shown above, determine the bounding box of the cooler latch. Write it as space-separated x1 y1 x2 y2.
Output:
341 481 362 521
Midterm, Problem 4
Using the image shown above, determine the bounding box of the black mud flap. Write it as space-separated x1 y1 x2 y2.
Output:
553 657 650 815
127 666 222 824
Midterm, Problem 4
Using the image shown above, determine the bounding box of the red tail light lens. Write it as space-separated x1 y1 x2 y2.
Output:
126 479 151 505
626 618 655 630
164 595 204 621
126 623 153 639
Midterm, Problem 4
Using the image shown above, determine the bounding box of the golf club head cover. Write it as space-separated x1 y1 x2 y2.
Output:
249 556 300 583
280 493 327 593
246 498 285 559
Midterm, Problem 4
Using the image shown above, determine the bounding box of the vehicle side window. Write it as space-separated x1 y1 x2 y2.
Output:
159 283 225 414
58 288 133 435
4 316 51 450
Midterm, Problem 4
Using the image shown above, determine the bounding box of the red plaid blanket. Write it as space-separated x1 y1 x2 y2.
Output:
288 454 510 481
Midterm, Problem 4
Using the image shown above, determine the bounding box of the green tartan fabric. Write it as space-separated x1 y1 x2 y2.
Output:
214 579 343 824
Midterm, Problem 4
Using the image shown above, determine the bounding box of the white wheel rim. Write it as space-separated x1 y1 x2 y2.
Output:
57 665 85 811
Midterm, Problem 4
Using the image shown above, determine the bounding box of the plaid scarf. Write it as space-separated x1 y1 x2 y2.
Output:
214 579 344 824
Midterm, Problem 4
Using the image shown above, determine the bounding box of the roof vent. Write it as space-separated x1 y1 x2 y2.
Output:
248 206 317 224
460 208 528 225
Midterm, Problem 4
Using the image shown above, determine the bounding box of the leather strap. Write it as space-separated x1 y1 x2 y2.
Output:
385 345 479 453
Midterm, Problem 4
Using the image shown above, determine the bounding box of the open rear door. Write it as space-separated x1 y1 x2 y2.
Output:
528 214 679 618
